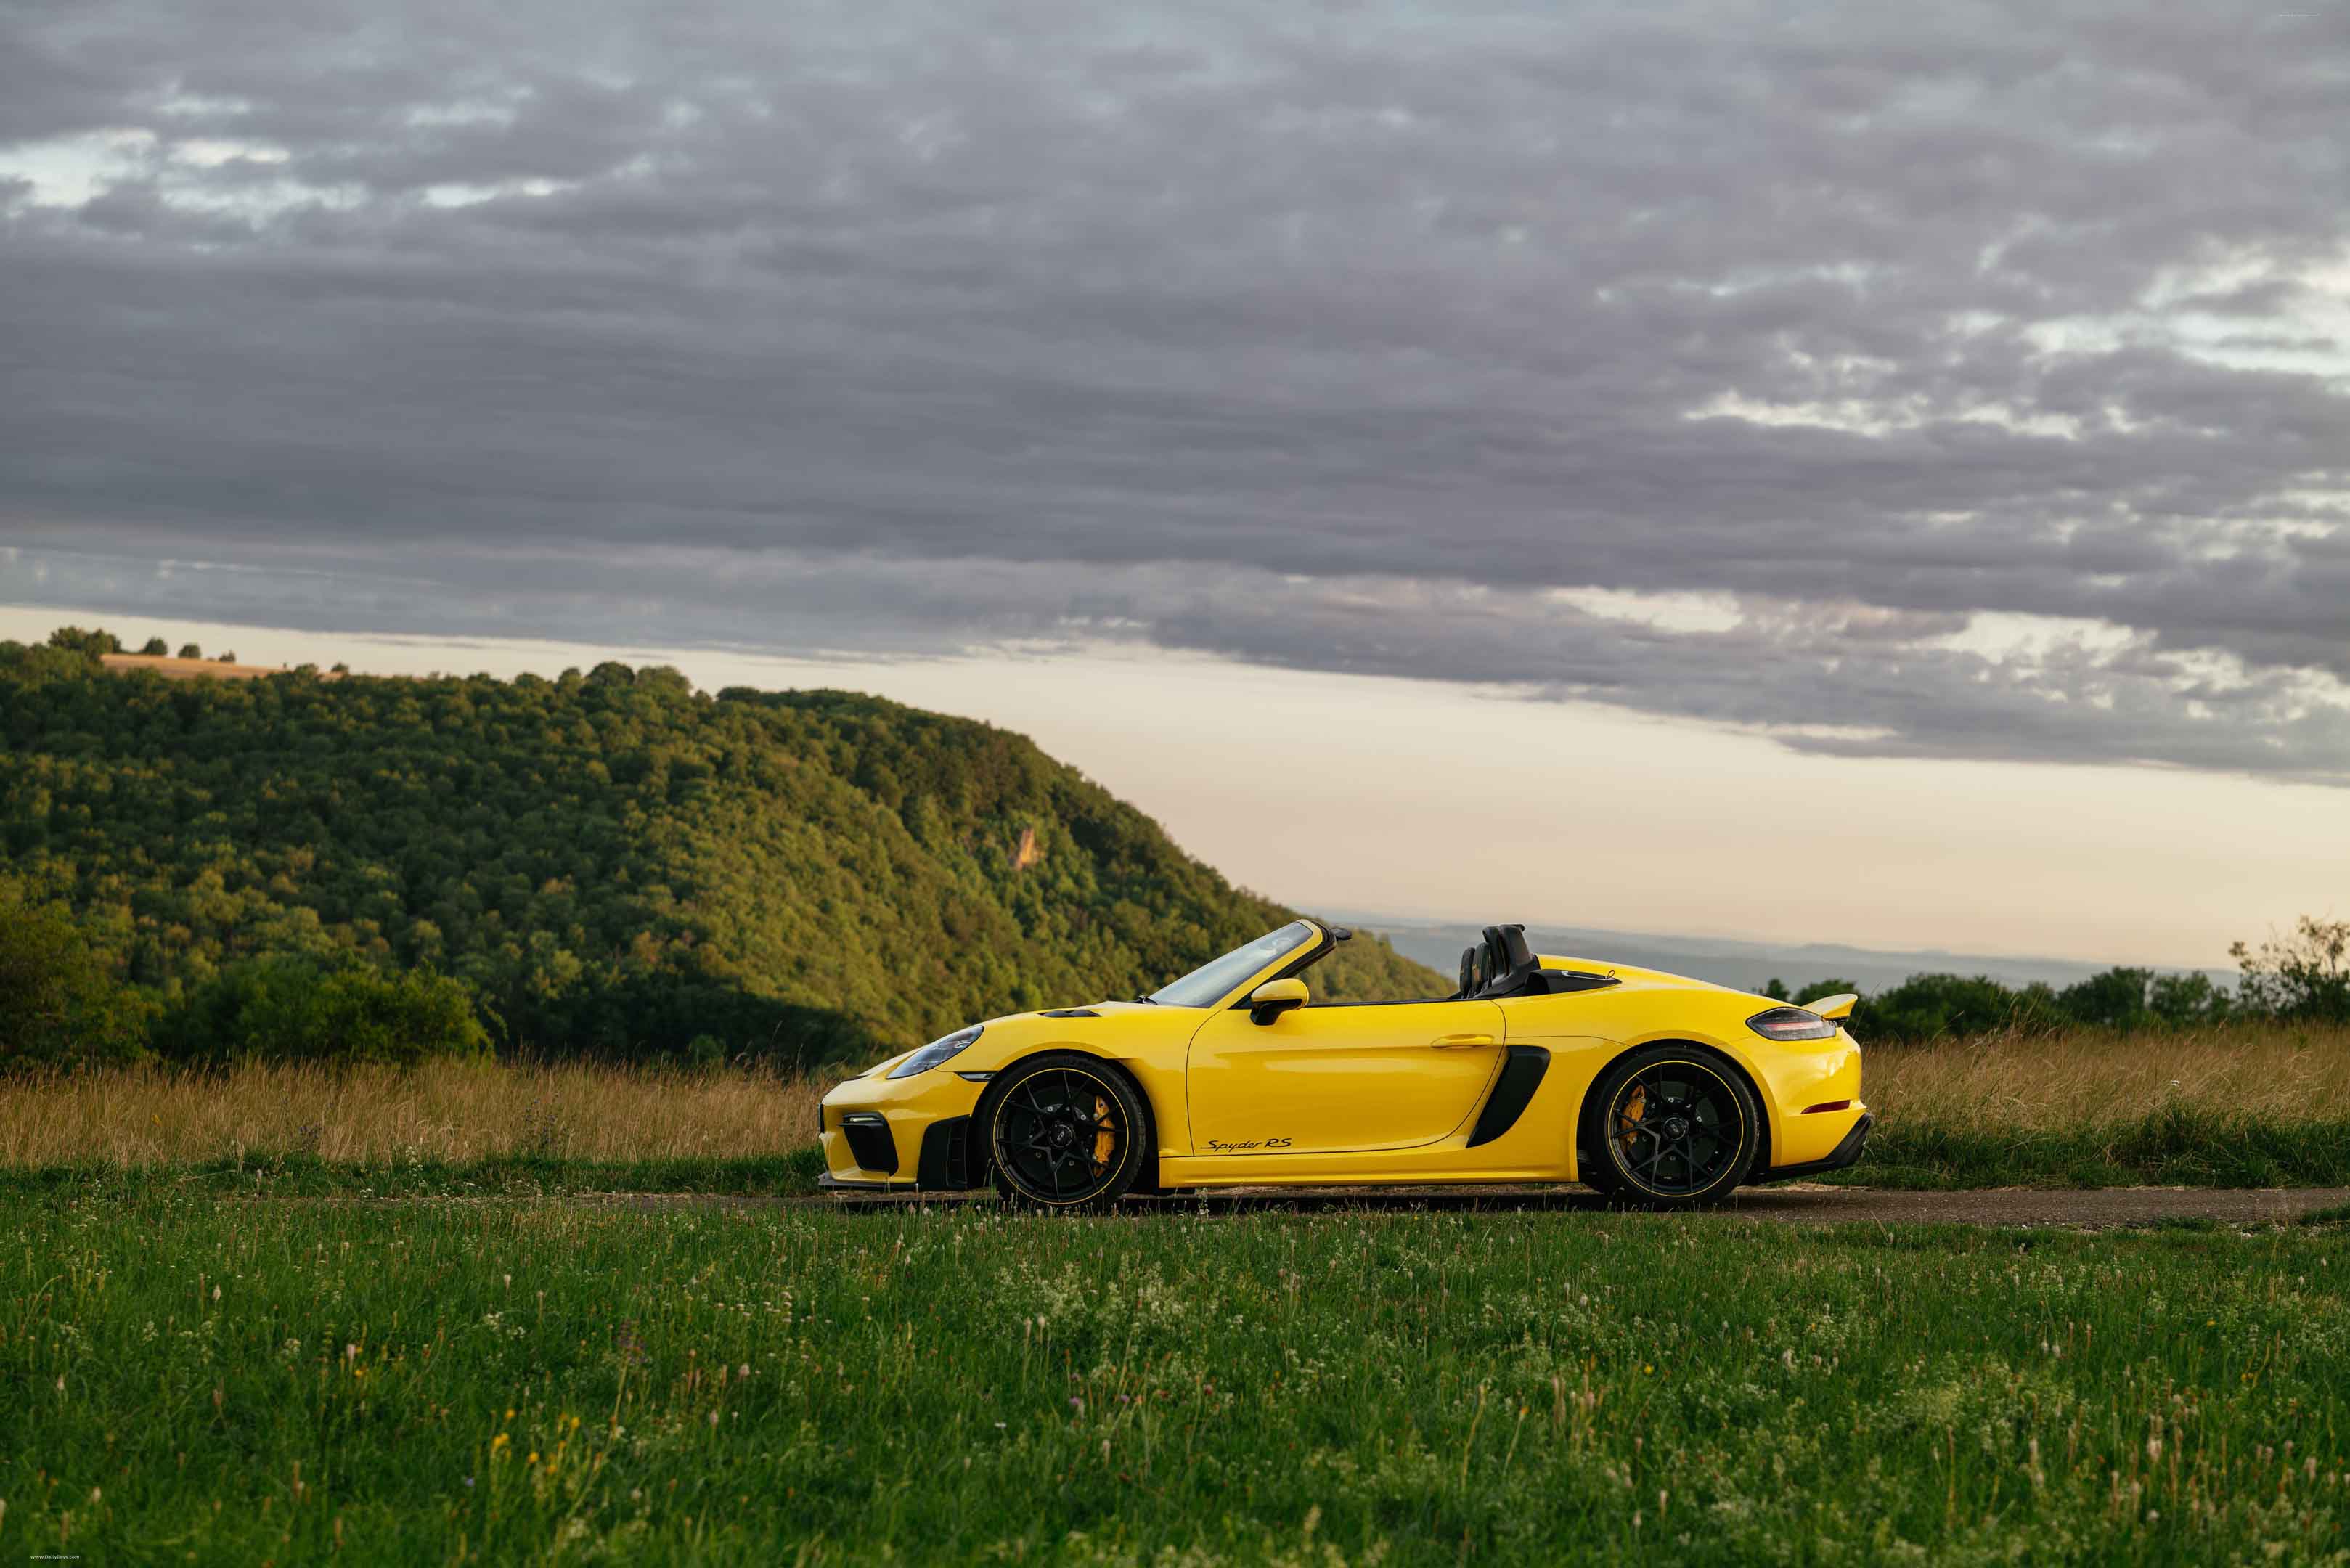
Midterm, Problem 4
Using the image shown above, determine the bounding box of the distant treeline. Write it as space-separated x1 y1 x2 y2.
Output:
0 628 1442 1071
1765 913 2349 1040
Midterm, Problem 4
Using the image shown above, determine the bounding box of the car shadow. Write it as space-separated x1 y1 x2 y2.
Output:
815 1183 1858 1216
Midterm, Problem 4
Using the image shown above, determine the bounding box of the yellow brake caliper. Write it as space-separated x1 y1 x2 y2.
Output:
1093 1095 1116 1170
1617 1084 1647 1148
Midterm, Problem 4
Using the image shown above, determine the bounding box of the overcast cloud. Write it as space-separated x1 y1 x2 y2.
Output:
3 0 2346 780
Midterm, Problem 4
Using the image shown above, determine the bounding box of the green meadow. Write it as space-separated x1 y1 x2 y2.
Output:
5 1196 2346 1565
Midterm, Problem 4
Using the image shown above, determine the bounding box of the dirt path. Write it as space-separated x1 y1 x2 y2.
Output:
600 1185 2350 1228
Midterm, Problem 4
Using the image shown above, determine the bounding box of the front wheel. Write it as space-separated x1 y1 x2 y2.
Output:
1581 1045 1761 1209
981 1053 1153 1212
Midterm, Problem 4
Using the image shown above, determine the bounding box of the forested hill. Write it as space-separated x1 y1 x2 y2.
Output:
0 636 1443 1066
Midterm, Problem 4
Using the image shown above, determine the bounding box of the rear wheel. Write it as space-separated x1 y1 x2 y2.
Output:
1582 1045 1760 1209
982 1053 1152 1212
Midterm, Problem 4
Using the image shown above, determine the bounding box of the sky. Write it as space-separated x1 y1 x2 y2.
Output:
2 1 2346 968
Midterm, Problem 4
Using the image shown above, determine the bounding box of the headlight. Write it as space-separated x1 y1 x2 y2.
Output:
886 1025 983 1079
1747 1006 1838 1042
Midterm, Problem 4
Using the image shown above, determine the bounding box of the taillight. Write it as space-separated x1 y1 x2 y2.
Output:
1747 1006 1839 1042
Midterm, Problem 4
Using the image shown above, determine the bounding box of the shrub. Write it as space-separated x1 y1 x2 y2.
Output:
177 642 202 659
138 637 168 656
0 890 153 1069
2232 916 2350 1024
2055 966 2157 1030
504 971 877 1071
1848 973 2061 1041
1769 963 2240 1041
160 958 491 1067
2148 971 2232 1024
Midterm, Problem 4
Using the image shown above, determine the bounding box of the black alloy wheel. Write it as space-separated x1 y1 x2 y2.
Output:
1586 1046 1759 1209
984 1052 1151 1210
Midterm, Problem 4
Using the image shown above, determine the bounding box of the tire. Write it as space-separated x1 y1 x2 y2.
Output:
1580 1045 1761 1209
981 1052 1154 1212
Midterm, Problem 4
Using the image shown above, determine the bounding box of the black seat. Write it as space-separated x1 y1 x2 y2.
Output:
1474 923 1539 998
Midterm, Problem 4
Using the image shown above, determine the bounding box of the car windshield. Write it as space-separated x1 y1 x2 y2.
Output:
1146 920 1318 1009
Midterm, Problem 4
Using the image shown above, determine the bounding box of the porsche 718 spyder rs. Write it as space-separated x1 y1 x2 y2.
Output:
817 918 1869 1209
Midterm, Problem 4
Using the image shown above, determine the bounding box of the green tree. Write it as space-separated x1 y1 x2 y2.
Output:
177 642 203 659
0 887 152 1068
2056 967 2155 1030
2147 971 2231 1024
139 637 169 656
1845 973 2060 1041
45 626 119 659
160 959 490 1066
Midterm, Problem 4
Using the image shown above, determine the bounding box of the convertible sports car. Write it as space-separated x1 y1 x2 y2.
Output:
818 918 1868 1209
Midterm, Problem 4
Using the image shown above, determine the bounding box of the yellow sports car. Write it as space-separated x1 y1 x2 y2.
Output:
818 918 1868 1209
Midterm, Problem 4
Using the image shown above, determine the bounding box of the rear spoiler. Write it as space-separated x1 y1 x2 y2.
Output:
1803 992 1858 1021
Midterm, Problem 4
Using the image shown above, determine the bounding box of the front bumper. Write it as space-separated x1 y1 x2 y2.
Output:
818 1069 990 1192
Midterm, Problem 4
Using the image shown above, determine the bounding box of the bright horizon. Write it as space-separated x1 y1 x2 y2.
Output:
6 601 2332 976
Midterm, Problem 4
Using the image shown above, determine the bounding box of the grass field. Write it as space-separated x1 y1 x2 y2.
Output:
5 1024 2349 1197
4 1196 2346 1564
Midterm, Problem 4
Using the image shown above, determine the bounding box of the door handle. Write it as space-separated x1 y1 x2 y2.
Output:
1430 1033 1496 1048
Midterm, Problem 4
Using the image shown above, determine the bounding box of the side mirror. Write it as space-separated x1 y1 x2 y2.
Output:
1247 977 1309 1026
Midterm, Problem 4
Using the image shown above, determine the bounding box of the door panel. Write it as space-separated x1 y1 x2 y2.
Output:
1184 1000 1507 1155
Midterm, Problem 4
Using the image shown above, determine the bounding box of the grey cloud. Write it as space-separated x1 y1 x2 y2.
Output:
2 0 2346 777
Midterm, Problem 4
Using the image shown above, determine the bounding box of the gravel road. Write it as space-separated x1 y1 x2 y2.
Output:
642 1184 2350 1228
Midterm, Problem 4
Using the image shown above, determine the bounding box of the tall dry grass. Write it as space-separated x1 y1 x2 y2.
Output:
0 1060 831 1169
1861 1021 2350 1134
1 1022 2345 1173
